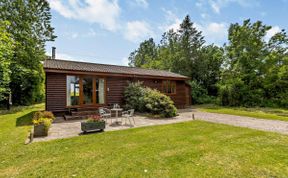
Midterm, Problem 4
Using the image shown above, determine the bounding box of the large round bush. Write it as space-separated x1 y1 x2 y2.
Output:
124 82 177 118
143 88 177 117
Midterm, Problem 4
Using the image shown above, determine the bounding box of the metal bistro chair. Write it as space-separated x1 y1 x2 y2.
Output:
122 109 135 126
98 107 112 124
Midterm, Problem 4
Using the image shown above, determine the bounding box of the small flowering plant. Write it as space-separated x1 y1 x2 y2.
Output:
86 115 103 123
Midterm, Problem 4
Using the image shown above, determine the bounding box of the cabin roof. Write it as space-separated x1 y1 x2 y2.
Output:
43 59 189 80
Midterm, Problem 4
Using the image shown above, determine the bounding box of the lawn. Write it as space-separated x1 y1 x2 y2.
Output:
197 104 288 122
0 104 288 177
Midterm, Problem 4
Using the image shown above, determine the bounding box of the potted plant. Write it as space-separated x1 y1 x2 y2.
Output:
81 115 105 133
33 117 52 137
32 111 54 137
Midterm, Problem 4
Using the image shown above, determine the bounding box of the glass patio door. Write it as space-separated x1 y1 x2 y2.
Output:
82 77 93 105
81 76 105 105
67 75 106 106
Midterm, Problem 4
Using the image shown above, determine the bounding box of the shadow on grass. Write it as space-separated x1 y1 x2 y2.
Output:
16 111 36 127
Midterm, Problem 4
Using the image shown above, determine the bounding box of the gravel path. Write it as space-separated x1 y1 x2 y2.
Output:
191 109 288 135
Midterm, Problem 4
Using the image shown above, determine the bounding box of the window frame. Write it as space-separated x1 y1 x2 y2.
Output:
162 80 176 95
65 74 107 108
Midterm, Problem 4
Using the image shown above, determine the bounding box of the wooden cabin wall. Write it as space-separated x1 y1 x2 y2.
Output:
46 73 66 112
45 72 190 113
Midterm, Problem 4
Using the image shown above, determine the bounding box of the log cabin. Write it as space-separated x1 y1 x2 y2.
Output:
43 58 191 116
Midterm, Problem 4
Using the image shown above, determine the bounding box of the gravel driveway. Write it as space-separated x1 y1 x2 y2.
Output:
189 109 288 135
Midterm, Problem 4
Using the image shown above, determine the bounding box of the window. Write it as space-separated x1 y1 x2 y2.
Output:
66 76 106 106
67 76 80 106
163 80 176 94
96 78 105 104
82 77 93 105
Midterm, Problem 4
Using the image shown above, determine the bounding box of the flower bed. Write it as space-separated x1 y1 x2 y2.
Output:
81 115 105 133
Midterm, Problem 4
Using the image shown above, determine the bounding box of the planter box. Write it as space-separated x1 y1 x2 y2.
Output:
34 124 48 137
81 121 105 133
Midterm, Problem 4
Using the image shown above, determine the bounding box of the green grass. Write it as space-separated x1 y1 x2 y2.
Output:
1 104 288 177
197 104 288 122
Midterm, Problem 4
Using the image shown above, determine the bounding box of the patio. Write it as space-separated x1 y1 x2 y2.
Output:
33 108 195 142
32 107 288 142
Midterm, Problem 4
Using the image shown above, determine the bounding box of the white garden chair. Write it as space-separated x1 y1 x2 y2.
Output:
99 107 112 124
122 109 135 126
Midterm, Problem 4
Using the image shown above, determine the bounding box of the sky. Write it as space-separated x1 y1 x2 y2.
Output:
46 0 288 66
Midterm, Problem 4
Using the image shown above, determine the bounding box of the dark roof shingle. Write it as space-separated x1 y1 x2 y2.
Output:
43 59 188 79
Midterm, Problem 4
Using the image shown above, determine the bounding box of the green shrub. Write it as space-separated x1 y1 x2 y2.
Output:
190 81 217 104
144 88 177 118
218 80 266 107
124 82 177 118
124 82 146 112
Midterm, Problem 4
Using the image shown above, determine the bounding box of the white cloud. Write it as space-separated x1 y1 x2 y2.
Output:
209 0 221 14
265 26 281 41
48 0 120 31
56 53 79 61
71 33 79 39
46 51 79 61
159 9 182 32
129 0 149 8
201 13 209 19
196 0 258 14
121 57 129 66
83 28 107 37
124 21 155 43
196 22 228 45
63 31 79 39
260 11 267 17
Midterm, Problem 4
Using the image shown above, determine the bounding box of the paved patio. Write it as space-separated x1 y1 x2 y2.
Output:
33 108 288 142
33 109 196 142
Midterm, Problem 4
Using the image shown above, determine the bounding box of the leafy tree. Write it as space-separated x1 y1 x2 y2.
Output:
263 29 288 107
219 19 288 107
0 21 14 102
198 45 223 95
0 0 56 105
128 38 158 68
176 15 205 78
128 15 220 104
128 17 288 107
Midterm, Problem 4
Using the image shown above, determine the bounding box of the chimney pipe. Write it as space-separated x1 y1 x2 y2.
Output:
52 47 56 59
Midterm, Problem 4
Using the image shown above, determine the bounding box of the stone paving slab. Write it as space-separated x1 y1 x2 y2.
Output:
33 109 288 142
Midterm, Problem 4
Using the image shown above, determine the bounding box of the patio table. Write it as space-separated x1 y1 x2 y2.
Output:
111 108 123 124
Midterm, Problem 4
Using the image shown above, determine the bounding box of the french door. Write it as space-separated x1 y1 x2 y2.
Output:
66 75 106 107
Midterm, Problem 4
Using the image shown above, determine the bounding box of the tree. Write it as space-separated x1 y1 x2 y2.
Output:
263 29 288 107
175 15 205 78
0 0 56 105
199 45 224 96
0 21 14 102
128 15 221 104
219 19 288 107
128 38 158 68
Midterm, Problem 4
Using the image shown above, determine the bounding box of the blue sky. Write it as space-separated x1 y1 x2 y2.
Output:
46 0 288 65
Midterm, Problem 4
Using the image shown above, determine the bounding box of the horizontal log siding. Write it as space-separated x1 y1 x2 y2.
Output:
45 73 190 112
96 77 188 108
106 77 130 105
46 73 66 112
169 81 187 108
